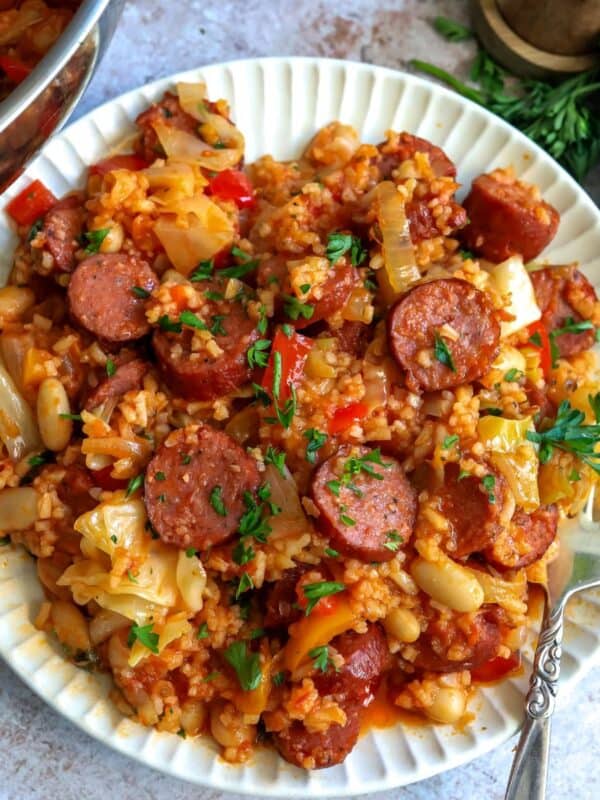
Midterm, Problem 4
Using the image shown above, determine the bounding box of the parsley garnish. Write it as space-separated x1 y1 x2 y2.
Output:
326 232 367 266
158 315 182 333
264 445 286 476
281 324 294 338
529 332 543 347
235 572 254 599
504 368 523 382
283 295 314 321
131 285 150 299
302 580 345 615
482 474 496 503
247 339 271 368
155 471 165 481
83 228 110 254
197 622 209 640
303 428 327 464
58 412 82 421
384 530 403 552
223 640 262 691
185 547 197 558
190 259 214 282
257 305 268 335
232 540 255 565
299 283 311 294
127 569 138 584
459 248 475 259
343 448 390 484
458 469 470 481
272 670 285 687
309 645 334 673
339 513 356 526
433 332 456 372
433 16 473 42
326 479 341 496
442 434 459 450
180 310 208 331
325 547 339 558
27 451 52 468
127 623 159 654
220 260 259 280
569 469 581 482
210 486 227 516
28 219 43 242
105 358 116 378
526 394 600 473
181 453 192 465
125 474 143 497
238 491 272 542
210 314 227 336
553 317 594 337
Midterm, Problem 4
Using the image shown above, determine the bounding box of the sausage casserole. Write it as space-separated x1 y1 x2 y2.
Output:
1 81 600 769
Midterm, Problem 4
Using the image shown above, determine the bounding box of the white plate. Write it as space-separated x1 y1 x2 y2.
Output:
1 56 600 796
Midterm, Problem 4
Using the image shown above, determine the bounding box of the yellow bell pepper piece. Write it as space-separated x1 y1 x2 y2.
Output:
477 415 533 453
283 597 357 672
234 653 271 715
491 445 540 511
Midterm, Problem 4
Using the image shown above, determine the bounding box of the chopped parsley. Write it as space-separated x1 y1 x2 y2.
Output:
433 332 457 372
343 448 390 484
202 671 221 682
264 445 286 476
127 570 138 584
326 232 367 266
325 547 339 558
252 382 271 407
58 412 82 421
27 451 52 468
125 474 143 497
482 474 496 503
185 547 197 558
190 259 214 282
197 622 209 640
302 580 345 615
209 486 227 516
384 530 403 552
131 285 150 299
181 453 192 465
247 338 271 368
28 219 43 242
223 640 262 691
569 469 581 482
232 540 255 566
220 247 260 279
529 332 543 347
281 324 294 338
309 645 334 673
155 471 166 481
105 359 116 378
433 15 473 42
235 571 254 599
110 535 118 544
210 314 227 336
299 283 311 294
442 434 459 450
179 310 208 331
204 289 224 301
339 513 356 526
249 628 265 640
83 228 110 254
458 248 475 259
272 670 286 687
238 491 272 542
303 428 328 464
127 623 159 654
283 295 314 321
504 368 523 382
553 317 594 337
257 305 268 335
272 351 283 401
326 479 341 496
158 315 183 333
526 394 600 473
458 469 471 481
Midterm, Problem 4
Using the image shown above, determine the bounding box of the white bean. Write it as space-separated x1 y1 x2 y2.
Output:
0 486 38 530
426 687 467 724
180 698 207 736
37 377 72 451
383 608 421 643
411 556 484 613
0 286 35 323
89 609 130 646
51 600 91 653
210 702 252 748
99 222 124 254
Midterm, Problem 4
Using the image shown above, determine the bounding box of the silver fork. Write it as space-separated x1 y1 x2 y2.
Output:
505 487 600 800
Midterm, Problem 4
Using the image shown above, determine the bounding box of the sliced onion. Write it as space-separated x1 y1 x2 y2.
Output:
264 464 314 540
0 359 41 460
176 82 209 121
376 181 420 303
363 359 390 410
153 195 234 275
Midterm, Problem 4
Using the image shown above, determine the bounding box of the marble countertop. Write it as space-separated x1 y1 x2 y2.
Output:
2 1 599 798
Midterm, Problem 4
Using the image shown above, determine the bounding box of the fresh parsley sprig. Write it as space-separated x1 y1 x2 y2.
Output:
526 394 600 473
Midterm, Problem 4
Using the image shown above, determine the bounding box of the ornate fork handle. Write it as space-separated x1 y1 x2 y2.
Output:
505 599 565 800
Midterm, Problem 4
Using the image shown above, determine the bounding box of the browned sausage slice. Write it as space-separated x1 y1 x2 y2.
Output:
314 624 390 706
293 263 359 330
144 424 260 551
436 462 508 558
486 505 558 570
68 253 158 343
274 705 361 770
263 567 304 629
151 282 259 401
387 278 500 392
36 194 85 274
530 266 598 357
460 170 559 263
84 358 148 410
413 608 502 673
378 133 456 179
311 446 417 562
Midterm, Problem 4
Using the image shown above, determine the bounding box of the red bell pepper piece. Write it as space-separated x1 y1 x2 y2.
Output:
91 465 127 492
527 320 552 377
328 401 369 435
6 180 57 226
0 56 32 85
208 169 256 209
261 328 312 402
90 154 149 176
470 652 521 683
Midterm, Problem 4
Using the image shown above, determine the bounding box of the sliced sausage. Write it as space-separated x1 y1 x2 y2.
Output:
387 278 500 392
311 446 417 562
263 567 304 629
436 462 508 558
35 194 85 274
329 320 369 357
413 607 502 673
294 264 359 329
84 358 148 410
68 253 158 343
134 91 199 163
144 424 260 551
314 624 390 706
274 704 361 770
486 504 558 570
377 133 456 179
460 170 559 263
530 266 598 357
406 196 467 244
152 283 259 401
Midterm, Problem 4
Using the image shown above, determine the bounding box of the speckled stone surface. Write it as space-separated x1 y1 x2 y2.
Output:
1 1 599 798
